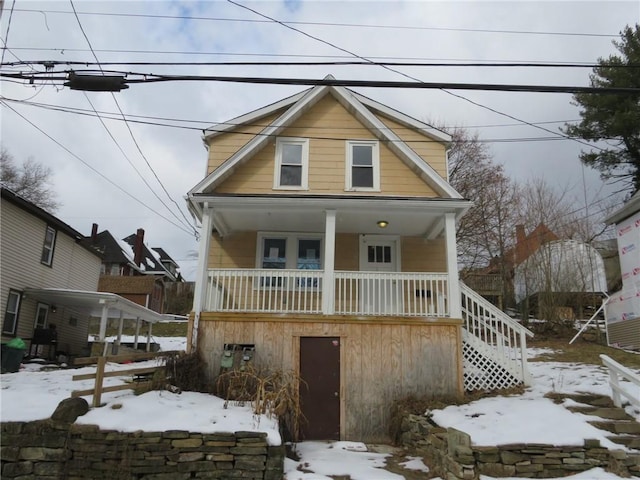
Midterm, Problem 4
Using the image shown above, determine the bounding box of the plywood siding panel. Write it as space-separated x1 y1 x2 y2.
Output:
213 95 442 197
196 314 462 442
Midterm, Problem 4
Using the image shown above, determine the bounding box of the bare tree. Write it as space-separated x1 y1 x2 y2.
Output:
0 148 59 212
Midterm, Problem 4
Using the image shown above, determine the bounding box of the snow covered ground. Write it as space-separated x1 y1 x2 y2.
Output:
1 337 639 480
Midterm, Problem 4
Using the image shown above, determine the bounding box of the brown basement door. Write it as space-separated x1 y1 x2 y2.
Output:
299 337 341 440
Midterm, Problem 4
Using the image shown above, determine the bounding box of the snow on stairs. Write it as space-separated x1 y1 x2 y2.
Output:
547 392 640 450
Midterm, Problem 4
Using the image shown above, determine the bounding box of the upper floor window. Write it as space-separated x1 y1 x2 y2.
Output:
41 226 56 266
3 290 21 335
274 138 309 190
346 140 380 191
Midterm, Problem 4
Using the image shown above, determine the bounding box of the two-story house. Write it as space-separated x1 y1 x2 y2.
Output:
1 187 102 357
186 78 533 442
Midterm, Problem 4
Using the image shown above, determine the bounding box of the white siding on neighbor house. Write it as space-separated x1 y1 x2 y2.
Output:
1 199 101 355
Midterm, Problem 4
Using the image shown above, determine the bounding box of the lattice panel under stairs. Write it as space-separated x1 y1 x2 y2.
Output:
463 341 522 392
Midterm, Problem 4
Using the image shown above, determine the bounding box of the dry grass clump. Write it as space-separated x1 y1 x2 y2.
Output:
216 365 306 441
164 352 212 393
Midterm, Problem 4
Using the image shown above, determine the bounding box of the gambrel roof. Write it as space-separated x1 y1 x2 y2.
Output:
190 76 460 199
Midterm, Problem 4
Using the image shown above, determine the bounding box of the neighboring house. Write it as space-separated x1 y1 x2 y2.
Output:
86 225 182 314
1 188 174 360
603 190 640 350
185 78 533 442
1 187 101 356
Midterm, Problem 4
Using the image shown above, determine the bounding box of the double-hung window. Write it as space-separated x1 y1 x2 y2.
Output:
274 138 309 190
257 234 322 289
41 225 56 266
3 290 21 335
346 140 380 191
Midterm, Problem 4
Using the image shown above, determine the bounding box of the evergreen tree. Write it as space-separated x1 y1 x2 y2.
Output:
563 25 640 193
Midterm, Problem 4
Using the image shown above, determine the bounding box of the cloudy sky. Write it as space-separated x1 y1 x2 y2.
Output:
1 1 638 280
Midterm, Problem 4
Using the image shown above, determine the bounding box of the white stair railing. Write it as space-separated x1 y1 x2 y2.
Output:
600 354 640 409
460 282 534 390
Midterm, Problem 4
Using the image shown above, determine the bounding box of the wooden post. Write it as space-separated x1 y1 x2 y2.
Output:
191 204 214 352
115 311 124 355
133 317 140 349
146 323 152 352
445 213 462 318
93 356 107 407
98 304 108 341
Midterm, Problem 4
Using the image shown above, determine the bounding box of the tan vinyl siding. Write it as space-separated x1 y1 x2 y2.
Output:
207 111 285 174
214 95 441 196
1 199 101 354
607 317 640 350
197 313 463 442
207 231 445 274
376 115 448 180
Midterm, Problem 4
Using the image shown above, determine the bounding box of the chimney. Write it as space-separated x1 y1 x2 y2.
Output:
515 224 526 264
91 223 98 242
134 228 145 266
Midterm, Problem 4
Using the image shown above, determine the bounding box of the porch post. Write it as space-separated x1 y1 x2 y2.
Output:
98 304 108 341
191 203 214 353
445 213 462 318
322 209 336 314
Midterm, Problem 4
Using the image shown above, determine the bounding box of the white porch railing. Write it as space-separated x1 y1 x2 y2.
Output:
460 282 534 390
205 269 450 316
334 271 449 316
206 269 324 313
600 354 640 409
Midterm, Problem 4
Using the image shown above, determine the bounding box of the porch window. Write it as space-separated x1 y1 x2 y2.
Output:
2 290 21 335
41 226 56 266
346 140 380 191
261 238 286 287
274 137 309 190
258 234 323 288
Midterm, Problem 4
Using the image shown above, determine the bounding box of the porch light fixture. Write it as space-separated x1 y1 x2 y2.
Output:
376 220 389 228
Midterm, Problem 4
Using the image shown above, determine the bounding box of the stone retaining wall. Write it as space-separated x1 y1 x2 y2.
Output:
398 413 640 479
1 420 285 480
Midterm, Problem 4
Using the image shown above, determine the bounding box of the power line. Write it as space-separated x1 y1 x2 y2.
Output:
3 71 640 94
1 100 196 236
2 47 610 66
68 0 197 238
13 7 620 38
6 59 633 68
225 0 612 154
0 96 581 130
2 95 612 145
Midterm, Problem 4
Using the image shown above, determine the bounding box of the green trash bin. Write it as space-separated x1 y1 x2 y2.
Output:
1 338 26 373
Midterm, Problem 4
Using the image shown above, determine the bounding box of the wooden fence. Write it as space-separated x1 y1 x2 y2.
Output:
600 354 640 409
72 351 179 407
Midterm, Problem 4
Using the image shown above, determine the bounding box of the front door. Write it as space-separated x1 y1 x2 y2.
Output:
359 235 402 314
299 337 340 440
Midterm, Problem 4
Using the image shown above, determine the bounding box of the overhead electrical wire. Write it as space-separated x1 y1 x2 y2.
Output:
0 96 581 130
0 48 613 66
225 0 613 154
6 59 634 68
1 95 607 145
13 7 620 38
68 0 198 238
1 101 195 236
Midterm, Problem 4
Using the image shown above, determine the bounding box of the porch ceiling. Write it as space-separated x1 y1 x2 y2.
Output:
190 194 471 238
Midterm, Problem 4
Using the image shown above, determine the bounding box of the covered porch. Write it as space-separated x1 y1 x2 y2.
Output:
189 194 471 321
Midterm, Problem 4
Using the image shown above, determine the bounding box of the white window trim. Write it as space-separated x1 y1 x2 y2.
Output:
273 137 309 190
255 232 324 290
255 232 324 269
3 290 21 335
34 302 49 330
345 140 380 192
41 225 56 266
